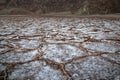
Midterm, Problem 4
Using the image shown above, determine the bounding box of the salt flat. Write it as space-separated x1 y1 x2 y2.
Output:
0 16 120 80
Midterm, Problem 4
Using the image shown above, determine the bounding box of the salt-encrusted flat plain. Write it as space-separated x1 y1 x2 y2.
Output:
0 16 120 80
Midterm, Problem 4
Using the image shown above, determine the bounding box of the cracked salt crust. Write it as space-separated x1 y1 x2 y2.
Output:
18 39 40 49
8 61 67 80
80 27 119 40
19 28 37 36
0 46 8 52
102 53 120 64
42 44 85 63
0 64 6 73
0 50 39 63
103 21 120 31
83 42 120 53
0 17 120 80
65 56 120 80
10 39 40 49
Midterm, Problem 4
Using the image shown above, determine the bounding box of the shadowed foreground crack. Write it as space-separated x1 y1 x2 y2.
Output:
0 16 120 80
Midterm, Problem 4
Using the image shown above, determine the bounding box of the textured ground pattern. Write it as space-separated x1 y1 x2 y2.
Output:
0 16 120 80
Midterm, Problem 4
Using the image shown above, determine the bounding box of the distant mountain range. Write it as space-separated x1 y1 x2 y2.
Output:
0 0 120 15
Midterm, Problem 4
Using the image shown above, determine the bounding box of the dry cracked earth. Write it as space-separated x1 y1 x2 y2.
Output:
0 16 120 80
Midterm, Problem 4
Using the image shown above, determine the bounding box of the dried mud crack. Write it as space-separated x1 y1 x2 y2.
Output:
0 16 120 80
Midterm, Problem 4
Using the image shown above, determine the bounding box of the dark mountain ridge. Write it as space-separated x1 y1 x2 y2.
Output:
0 0 120 15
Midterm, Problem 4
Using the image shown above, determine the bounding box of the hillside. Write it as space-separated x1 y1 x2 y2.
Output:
0 0 120 15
